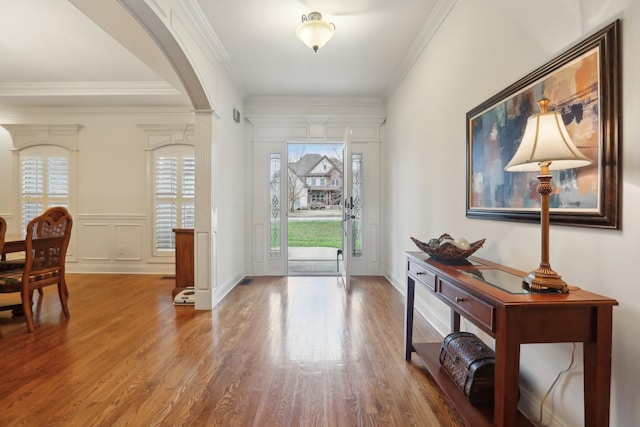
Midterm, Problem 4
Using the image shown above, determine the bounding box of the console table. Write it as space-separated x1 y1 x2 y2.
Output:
172 228 194 297
404 251 617 427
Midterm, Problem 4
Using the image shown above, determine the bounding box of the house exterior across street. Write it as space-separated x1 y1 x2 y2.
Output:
287 154 343 211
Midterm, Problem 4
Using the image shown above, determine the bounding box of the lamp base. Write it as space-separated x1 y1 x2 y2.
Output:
522 264 569 293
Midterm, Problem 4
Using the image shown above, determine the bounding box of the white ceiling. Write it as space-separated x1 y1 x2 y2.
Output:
0 0 451 109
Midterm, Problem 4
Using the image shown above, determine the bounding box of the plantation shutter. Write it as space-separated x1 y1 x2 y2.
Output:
153 146 195 254
181 157 195 228
20 148 69 233
21 156 44 232
155 156 178 250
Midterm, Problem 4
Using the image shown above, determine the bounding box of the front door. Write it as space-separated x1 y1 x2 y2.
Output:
250 136 379 278
341 128 353 290
287 142 344 275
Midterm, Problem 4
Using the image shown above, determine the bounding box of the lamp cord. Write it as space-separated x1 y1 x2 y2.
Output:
535 342 577 425
460 322 577 426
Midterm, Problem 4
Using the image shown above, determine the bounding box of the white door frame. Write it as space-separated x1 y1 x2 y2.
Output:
250 138 381 277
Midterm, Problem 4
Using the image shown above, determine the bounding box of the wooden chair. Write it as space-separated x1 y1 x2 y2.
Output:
0 216 27 272
0 216 5 254
0 207 73 332
0 216 23 316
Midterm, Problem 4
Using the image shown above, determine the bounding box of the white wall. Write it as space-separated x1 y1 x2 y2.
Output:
0 0 248 306
384 0 637 425
244 96 386 276
0 109 194 273
117 0 249 308
212 73 247 299
0 100 245 291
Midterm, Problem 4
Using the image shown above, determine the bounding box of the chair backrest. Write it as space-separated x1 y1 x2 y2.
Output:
24 207 73 276
0 216 6 254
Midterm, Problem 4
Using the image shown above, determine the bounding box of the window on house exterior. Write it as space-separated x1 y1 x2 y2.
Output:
19 146 70 233
153 145 195 256
311 178 317 186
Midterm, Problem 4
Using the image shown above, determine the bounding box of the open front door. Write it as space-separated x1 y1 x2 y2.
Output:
341 127 353 291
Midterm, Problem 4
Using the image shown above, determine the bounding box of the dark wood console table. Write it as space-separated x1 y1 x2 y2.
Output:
404 251 617 427
172 228 194 297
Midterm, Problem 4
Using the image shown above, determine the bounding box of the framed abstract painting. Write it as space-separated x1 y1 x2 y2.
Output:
466 20 620 229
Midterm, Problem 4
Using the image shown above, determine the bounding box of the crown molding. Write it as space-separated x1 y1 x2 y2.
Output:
1 124 83 150
244 96 386 119
0 81 182 97
0 106 195 118
384 0 457 99
176 0 247 98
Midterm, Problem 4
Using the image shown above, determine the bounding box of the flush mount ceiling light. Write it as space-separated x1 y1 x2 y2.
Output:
296 11 335 52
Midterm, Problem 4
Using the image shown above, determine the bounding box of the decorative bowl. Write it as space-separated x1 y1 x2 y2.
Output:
411 233 485 263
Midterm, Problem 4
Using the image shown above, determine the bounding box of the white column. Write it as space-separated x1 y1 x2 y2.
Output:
194 110 217 309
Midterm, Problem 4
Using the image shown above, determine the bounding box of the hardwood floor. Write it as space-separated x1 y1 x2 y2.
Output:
0 274 462 426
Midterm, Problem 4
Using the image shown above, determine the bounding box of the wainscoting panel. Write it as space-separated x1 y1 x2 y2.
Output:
254 223 264 264
326 125 380 141
80 223 111 261
70 214 170 274
369 223 379 264
114 224 143 261
255 125 309 140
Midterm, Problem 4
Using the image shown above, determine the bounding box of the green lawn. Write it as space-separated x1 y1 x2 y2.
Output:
288 220 342 248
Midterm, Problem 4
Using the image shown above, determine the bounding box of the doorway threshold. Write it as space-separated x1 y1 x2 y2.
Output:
288 246 342 275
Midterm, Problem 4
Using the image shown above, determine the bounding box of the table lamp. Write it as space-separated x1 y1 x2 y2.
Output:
504 98 591 293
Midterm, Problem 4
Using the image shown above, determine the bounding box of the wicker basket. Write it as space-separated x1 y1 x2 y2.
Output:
439 331 495 406
411 234 485 262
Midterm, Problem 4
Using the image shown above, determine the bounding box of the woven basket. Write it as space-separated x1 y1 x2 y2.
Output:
439 332 495 406
411 234 485 262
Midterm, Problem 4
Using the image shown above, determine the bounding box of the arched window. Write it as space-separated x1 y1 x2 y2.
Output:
3 125 80 235
19 145 70 233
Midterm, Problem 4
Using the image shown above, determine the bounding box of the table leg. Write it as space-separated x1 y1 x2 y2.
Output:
583 306 613 427
451 310 460 333
494 309 521 427
404 276 416 361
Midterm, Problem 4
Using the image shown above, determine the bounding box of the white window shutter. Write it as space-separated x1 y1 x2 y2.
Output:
181 157 195 229
20 148 70 233
153 147 195 254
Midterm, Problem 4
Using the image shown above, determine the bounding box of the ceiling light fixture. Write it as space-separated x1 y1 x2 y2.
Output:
296 12 335 52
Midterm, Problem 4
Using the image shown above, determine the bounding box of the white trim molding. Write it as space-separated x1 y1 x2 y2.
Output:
1 124 82 151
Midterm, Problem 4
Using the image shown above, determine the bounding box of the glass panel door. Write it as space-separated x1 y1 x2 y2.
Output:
287 142 344 275
341 128 352 290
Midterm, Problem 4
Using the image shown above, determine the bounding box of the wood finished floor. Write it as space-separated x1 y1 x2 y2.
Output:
0 274 462 426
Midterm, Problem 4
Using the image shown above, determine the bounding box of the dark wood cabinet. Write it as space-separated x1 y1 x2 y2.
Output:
172 228 194 297
404 251 618 427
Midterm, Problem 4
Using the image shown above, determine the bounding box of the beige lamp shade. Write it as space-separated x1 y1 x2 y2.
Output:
504 99 591 172
296 12 335 52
